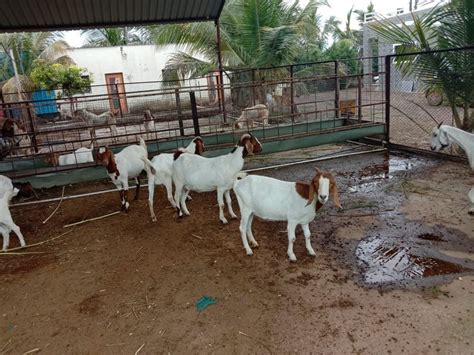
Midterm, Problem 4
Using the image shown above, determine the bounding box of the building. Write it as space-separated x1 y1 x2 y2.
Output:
361 0 445 91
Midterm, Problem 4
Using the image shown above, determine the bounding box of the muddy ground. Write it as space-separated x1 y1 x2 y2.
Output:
1 144 473 354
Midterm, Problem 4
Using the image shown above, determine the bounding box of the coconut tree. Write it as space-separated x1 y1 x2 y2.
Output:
0 32 72 100
370 0 474 131
148 0 327 80
81 27 150 47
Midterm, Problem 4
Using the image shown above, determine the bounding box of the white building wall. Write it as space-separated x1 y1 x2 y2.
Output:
66 45 225 113
68 45 193 94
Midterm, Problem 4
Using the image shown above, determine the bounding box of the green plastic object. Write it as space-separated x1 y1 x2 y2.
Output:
195 295 217 312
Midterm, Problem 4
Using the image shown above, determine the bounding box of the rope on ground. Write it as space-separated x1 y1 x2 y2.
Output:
42 185 65 224
63 211 121 228
4 230 74 252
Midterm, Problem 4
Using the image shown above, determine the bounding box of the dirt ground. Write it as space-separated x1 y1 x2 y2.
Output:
1 145 473 354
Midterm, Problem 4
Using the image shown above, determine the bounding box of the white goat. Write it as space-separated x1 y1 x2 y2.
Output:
46 144 95 166
173 133 262 224
76 109 118 142
0 175 35 200
0 183 26 251
233 169 341 261
234 104 269 129
96 138 155 211
147 137 205 222
431 123 474 214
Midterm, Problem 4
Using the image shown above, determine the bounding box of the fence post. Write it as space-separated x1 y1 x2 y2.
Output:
290 65 295 121
384 55 391 143
175 89 185 137
251 69 256 106
189 91 200 136
0 92 4 119
26 103 38 153
115 83 123 118
357 71 362 123
334 61 340 118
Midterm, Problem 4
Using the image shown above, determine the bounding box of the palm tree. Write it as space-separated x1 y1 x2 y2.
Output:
0 32 72 99
354 2 375 26
148 0 327 80
81 27 150 47
370 0 474 130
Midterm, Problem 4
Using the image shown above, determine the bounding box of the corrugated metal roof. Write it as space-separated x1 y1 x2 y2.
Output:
0 0 226 32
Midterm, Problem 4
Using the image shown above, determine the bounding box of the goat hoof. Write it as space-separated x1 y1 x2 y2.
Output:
250 240 259 247
230 214 238 219
246 249 253 256
220 219 229 225
151 217 157 223
288 255 297 262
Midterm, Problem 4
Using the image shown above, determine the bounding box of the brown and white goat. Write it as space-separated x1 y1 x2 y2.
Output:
1 118 32 157
96 138 155 212
147 136 205 222
233 168 341 261
172 133 262 224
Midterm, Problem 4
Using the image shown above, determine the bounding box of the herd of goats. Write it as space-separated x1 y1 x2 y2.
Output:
0 110 472 260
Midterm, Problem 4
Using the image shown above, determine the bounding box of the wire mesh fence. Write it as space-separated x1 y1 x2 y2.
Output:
0 57 387 178
386 46 474 157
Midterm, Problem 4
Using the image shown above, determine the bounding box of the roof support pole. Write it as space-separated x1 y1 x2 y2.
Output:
215 19 227 123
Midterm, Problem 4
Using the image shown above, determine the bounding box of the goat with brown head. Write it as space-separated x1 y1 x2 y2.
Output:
296 168 341 211
193 136 205 155
237 133 263 157
96 147 120 177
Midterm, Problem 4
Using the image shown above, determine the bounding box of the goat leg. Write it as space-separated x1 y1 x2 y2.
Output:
134 177 140 200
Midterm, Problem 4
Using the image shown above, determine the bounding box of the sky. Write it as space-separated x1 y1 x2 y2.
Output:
62 0 416 47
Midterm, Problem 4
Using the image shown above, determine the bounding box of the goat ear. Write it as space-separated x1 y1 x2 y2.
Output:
196 140 205 155
439 130 449 146
329 176 342 209
315 167 321 174
245 140 254 156
306 179 318 206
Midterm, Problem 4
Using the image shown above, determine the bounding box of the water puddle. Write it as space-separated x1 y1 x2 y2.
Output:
355 225 474 288
356 236 471 284
348 153 431 194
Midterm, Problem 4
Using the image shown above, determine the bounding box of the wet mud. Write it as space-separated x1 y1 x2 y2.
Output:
298 150 474 289
356 224 474 287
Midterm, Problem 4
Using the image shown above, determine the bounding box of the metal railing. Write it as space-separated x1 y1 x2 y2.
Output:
1 57 388 178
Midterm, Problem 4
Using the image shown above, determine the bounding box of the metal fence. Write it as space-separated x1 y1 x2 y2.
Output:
0 56 389 179
386 46 474 159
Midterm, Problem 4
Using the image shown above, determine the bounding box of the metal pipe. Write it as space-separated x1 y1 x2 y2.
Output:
384 55 391 142
189 91 200 136
334 61 340 118
215 19 227 122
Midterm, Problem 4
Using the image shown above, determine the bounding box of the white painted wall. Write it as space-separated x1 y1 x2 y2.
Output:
66 45 226 113
68 45 200 94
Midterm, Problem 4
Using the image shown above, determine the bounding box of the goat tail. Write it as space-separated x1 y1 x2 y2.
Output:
141 157 156 175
